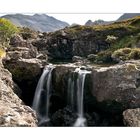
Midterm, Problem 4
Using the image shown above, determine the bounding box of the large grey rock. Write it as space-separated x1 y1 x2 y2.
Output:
72 56 84 62
123 108 140 127
3 58 45 82
50 61 140 114
92 61 140 112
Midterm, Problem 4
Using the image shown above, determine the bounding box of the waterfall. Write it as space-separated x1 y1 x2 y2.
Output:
68 67 91 127
32 64 55 125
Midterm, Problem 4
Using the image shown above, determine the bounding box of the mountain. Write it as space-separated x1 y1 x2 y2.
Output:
1 14 69 32
85 19 113 26
85 13 140 26
117 13 140 21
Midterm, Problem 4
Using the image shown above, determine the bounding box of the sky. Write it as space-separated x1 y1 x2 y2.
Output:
0 0 140 140
47 14 123 25
0 0 140 25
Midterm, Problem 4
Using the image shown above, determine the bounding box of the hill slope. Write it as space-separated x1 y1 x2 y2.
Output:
2 14 69 32
117 13 140 21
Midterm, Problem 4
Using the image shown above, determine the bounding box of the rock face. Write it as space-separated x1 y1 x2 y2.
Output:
31 25 131 60
92 61 140 113
0 60 37 126
48 61 140 115
123 108 140 126
3 35 48 105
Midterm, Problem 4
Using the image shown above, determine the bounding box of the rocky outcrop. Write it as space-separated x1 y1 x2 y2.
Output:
0 60 37 126
48 61 140 115
32 28 111 60
92 61 140 113
4 58 45 82
31 18 139 61
3 35 48 105
123 108 140 126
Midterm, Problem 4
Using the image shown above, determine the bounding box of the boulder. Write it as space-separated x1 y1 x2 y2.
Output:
123 108 140 126
72 56 84 62
87 54 97 61
3 58 45 81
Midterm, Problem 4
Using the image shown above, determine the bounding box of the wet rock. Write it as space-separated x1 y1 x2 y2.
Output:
52 65 76 100
51 106 77 126
50 106 100 126
123 108 140 126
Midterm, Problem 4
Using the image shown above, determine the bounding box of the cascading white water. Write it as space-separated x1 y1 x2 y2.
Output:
68 67 91 127
32 64 55 125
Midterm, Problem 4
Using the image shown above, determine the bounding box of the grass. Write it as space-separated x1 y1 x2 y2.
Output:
0 48 6 58
112 48 140 61
111 34 140 51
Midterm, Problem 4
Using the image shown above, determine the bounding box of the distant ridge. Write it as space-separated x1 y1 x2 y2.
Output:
85 19 113 26
1 14 69 32
117 13 140 21
85 13 140 26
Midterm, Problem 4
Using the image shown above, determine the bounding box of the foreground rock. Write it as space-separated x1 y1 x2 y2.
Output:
0 101 37 127
0 60 37 126
123 108 140 127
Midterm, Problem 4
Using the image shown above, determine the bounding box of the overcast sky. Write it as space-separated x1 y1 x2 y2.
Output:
0 0 139 24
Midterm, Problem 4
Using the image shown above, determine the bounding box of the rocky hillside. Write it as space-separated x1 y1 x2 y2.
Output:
85 19 113 26
2 14 69 32
117 13 140 21
85 13 140 26
31 16 140 64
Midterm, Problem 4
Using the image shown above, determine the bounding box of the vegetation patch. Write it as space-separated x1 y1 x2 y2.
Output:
0 18 19 47
112 48 140 62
